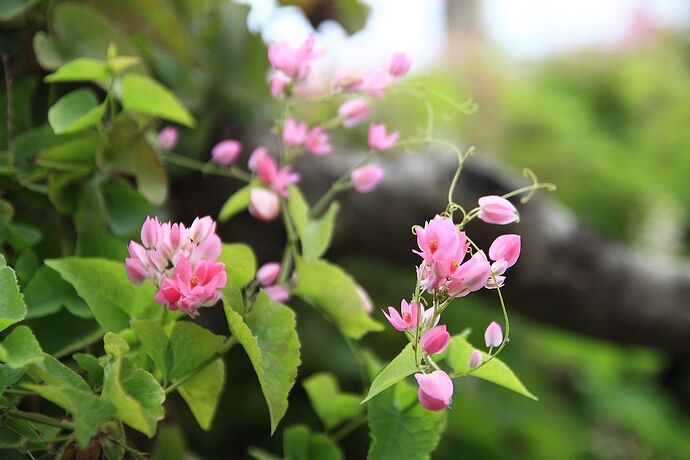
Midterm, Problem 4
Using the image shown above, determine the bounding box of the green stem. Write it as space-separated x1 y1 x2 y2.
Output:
278 200 299 283
164 337 237 394
163 152 252 182
5 409 75 431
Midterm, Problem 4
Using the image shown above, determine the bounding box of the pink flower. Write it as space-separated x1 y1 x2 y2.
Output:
125 257 149 285
283 118 308 147
338 98 370 128
388 52 411 77
468 349 483 368
489 234 521 269
212 139 242 166
477 196 519 225
248 147 268 171
382 299 419 332
257 262 281 286
249 188 281 222
140 216 161 249
157 126 178 151
270 72 290 98
264 284 290 303
267 36 323 80
484 321 503 348
446 251 491 298
305 127 332 155
332 72 365 92
154 256 227 317
420 325 450 355
359 70 389 98
351 164 384 192
368 123 399 151
414 216 464 265
415 370 453 411
256 152 301 197
189 216 216 244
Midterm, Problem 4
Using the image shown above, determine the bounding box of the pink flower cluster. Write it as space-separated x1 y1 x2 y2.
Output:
268 36 324 98
125 216 227 317
283 118 332 156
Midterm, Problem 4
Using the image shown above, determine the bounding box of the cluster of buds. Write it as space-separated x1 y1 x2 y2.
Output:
383 195 521 411
125 216 227 317
256 261 291 303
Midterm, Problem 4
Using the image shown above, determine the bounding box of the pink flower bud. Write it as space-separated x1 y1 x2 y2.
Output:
367 123 399 151
488 234 521 268
249 188 280 222
140 216 161 249
338 98 370 128
415 370 453 411
264 284 290 303
351 164 384 193
189 216 216 244
248 147 268 171
270 72 290 98
157 126 178 151
446 251 491 298
125 258 149 284
257 262 281 286
484 321 503 348
305 127 332 156
468 349 483 368
420 325 450 355
382 299 419 332
212 139 242 166
388 52 411 77
360 70 389 98
283 118 308 147
477 196 519 225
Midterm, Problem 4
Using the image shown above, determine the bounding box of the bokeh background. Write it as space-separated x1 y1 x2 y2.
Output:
3 0 690 458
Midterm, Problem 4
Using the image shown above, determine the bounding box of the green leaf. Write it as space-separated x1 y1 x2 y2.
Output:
367 381 446 460
4 222 42 251
28 353 90 392
99 178 153 236
24 265 90 319
362 343 417 404
0 265 26 333
303 372 363 430
168 321 224 380
224 292 300 433
249 447 283 460
121 74 194 127
0 364 25 393
218 243 257 290
302 203 339 261
219 185 252 222
73 352 104 389
102 335 165 437
47 89 105 134
0 0 41 21
446 334 538 400
179 358 226 430
283 425 343 460
27 310 102 358
295 258 382 339
287 186 309 235
0 326 43 368
46 257 159 332
152 425 186 460
44 58 109 84
131 320 169 378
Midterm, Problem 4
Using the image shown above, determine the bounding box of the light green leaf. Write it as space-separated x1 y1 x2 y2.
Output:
303 372 363 430
46 257 159 332
131 320 169 378
287 186 309 235
0 265 26 332
362 343 417 404
302 203 339 261
219 185 252 222
283 425 343 460
121 74 194 127
0 326 43 368
24 265 90 319
28 353 90 392
102 340 165 437
224 292 300 433
48 89 105 134
44 58 109 84
367 381 446 460
219 243 257 290
168 321 224 380
295 257 382 339
179 358 225 430
446 334 538 400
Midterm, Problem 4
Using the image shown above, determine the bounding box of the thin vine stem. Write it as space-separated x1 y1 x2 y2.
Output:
162 152 252 182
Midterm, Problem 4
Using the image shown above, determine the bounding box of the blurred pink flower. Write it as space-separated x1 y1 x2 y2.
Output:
212 139 242 166
158 126 179 151
338 98 370 128
368 123 399 151
351 164 384 192
388 52 411 77
249 188 281 222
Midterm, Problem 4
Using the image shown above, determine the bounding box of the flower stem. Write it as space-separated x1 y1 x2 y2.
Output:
162 152 252 182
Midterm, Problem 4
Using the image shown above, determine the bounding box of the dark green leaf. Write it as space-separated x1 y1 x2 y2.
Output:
0 326 43 368
283 425 343 460
24 265 90 319
131 319 169 378
152 425 186 460
179 358 225 430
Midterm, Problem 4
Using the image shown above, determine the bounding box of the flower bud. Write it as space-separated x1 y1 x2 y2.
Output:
488 234 521 268
477 195 518 225
212 139 242 166
140 216 161 249
368 123 399 151
351 164 384 193
270 72 290 98
264 284 290 303
283 118 308 147
189 216 216 244
420 325 450 355
157 126 178 151
305 127 332 156
248 147 268 171
257 262 281 286
484 321 503 348
249 188 280 222
125 258 149 285
415 370 453 411
338 98 370 128
468 349 483 368
388 52 411 77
